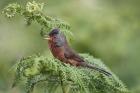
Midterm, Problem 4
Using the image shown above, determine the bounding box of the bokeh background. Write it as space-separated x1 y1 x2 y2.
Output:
0 0 140 93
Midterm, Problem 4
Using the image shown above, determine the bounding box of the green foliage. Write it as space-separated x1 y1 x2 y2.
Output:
2 1 130 93
2 1 72 37
12 53 129 93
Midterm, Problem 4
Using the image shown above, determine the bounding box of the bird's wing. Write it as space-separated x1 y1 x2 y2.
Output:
64 46 85 62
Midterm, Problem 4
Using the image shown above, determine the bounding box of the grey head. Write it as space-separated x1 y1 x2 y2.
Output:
49 28 66 47
49 28 60 36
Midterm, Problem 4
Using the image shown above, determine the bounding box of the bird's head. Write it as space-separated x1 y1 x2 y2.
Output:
44 28 60 41
44 28 66 47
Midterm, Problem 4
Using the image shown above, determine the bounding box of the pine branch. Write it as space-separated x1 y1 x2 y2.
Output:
2 1 72 38
2 1 129 93
12 53 129 93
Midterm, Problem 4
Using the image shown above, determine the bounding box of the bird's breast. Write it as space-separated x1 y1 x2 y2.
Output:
49 42 65 61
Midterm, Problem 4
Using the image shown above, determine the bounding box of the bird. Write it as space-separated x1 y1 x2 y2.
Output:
44 28 112 76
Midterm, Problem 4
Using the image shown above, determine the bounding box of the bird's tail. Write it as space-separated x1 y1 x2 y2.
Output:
81 63 112 76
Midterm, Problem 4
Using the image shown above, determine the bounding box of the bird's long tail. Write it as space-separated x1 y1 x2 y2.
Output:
81 63 112 76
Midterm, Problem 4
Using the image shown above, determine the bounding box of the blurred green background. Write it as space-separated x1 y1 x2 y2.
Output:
0 0 140 93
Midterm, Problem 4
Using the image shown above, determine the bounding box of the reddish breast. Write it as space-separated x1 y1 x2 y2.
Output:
48 41 65 61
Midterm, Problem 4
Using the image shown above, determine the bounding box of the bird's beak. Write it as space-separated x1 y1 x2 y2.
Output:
44 36 52 41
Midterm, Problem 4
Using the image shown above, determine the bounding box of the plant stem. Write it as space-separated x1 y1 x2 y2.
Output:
60 79 66 93
59 70 67 93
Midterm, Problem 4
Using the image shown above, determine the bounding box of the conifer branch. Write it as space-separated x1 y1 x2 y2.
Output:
11 53 129 93
2 1 129 93
2 1 72 37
